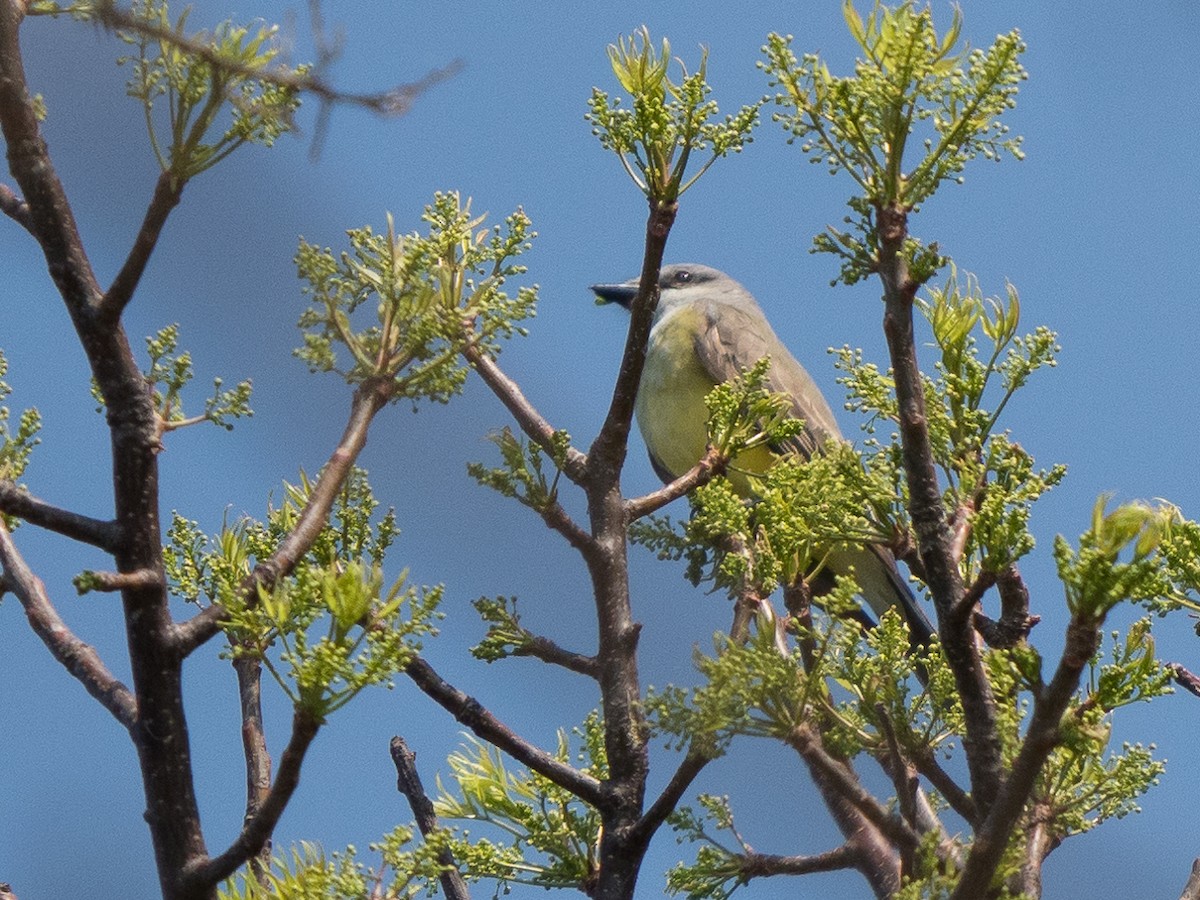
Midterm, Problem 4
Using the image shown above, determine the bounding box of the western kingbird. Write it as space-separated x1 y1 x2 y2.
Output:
593 263 935 648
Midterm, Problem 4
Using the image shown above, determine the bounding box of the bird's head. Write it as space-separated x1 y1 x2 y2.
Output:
591 264 747 321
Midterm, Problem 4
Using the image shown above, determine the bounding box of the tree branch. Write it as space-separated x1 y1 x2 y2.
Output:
875 202 1002 816
84 0 461 120
173 376 395 655
405 656 607 809
182 710 322 890
624 445 725 520
738 843 859 879
512 635 600 679
632 750 712 845
1178 858 1200 900
1168 663 1200 700
0 519 136 729
950 614 1102 900
0 481 119 550
787 722 920 854
234 655 273 883
462 342 587 484
99 171 184 322
0 181 31 232
390 735 471 900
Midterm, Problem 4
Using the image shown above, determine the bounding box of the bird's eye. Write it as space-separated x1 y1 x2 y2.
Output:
674 270 692 284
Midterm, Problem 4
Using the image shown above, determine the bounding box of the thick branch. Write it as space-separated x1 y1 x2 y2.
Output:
76 568 159 592
390 736 471 900
182 710 322 890
787 723 920 854
0 520 136 728
950 615 1101 900
0 481 119 550
462 342 587 484
99 171 184 321
173 376 395 655
405 656 607 810
624 445 724 520
875 202 1002 815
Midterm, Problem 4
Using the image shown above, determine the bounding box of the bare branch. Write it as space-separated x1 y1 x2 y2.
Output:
972 566 1039 649
632 750 712 845
390 736 471 900
0 520 136 729
0 182 32 232
75 567 159 592
624 445 725 520
787 722 920 854
405 656 607 810
913 746 978 826
182 710 322 890
173 376 395 655
234 656 273 883
99 171 183 322
1168 663 1200 700
875 203 1002 816
84 1 462 122
950 615 1102 900
738 843 859 879
0 481 119 550
462 342 587 484
512 635 600 679
537 497 595 557
1179 858 1200 900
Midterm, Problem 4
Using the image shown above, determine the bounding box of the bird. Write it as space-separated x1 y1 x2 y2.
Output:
592 263 935 649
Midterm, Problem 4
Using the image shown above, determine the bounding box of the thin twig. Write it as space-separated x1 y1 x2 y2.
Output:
83 1 462 120
632 750 712 845
513 635 600 679
76 568 159 592
462 343 587 484
624 445 725 520
173 376 395 655
405 656 607 810
99 171 183 322
390 736 471 900
0 520 136 729
0 481 119 550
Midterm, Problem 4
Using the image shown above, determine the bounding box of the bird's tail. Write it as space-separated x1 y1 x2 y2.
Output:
825 544 936 654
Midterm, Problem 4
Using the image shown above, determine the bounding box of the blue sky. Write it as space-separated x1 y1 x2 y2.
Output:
3 3 1199 898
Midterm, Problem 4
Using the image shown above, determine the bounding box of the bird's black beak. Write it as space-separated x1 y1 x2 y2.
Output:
591 280 639 310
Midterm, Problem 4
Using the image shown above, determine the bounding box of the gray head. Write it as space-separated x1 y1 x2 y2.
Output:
591 263 757 321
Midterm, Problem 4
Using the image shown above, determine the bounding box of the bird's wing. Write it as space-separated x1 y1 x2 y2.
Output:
692 300 842 460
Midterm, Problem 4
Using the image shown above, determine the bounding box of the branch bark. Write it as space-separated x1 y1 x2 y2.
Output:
405 656 607 810
173 376 396 655
0 519 137 728
390 735 471 900
874 202 1002 816
0 481 119 550
183 711 321 891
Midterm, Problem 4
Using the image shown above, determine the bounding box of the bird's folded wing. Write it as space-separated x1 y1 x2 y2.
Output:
692 301 842 460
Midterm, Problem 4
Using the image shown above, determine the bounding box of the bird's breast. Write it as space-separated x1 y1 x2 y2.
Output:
636 306 715 480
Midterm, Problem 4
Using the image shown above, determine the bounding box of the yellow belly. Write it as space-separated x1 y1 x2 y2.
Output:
636 306 773 494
